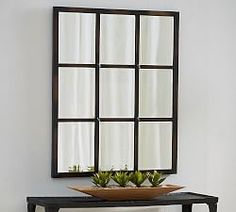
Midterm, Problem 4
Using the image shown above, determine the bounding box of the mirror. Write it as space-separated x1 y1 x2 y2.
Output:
99 122 134 171
52 7 179 177
139 69 173 118
100 14 135 64
58 122 95 173
59 67 95 118
138 122 172 170
140 16 174 65
59 12 96 64
99 68 135 118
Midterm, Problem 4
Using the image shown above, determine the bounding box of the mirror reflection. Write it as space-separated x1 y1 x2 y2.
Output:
99 68 135 118
139 69 173 118
59 68 95 118
138 122 172 170
100 14 135 64
58 122 95 173
140 16 174 65
59 12 96 64
99 122 134 171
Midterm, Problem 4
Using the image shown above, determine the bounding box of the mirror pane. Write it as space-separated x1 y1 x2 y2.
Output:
100 69 135 118
58 122 95 173
139 122 172 170
59 68 95 118
140 16 174 65
99 122 134 171
139 69 173 118
100 14 135 64
59 12 95 64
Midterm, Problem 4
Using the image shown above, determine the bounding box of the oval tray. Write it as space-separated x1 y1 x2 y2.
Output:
68 184 184 201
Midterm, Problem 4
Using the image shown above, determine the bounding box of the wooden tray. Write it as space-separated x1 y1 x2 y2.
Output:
68 184 184 201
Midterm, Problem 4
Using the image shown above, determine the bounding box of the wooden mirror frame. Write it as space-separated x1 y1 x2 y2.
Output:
52 6 179 178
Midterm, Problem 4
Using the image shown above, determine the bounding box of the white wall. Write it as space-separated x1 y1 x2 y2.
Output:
1 0 236 211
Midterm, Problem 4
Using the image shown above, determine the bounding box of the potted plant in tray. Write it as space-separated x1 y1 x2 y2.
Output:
91 171 112 188
69 170 183 201
129 171 148 187
112 171 130 187
147 171 166 187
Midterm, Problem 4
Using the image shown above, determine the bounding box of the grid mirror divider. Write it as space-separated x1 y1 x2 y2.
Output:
52 7 179 177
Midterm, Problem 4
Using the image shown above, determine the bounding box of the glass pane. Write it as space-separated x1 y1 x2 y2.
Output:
100 69 135 118
100 14 135 64
140 16 174 65
99 122 134 171
139 69 173 118
59 12 95 63
58 122 95 173
59 68 95 118
139 122 172 170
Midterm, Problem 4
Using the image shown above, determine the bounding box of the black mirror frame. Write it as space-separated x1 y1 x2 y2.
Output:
52 6 179 178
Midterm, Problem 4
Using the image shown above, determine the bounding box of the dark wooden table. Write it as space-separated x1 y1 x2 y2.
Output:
27 192 218 212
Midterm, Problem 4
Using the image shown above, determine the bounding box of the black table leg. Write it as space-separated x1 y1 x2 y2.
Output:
182 204 192 212
208 203 217 212
27 203 36 212
45 207 60 212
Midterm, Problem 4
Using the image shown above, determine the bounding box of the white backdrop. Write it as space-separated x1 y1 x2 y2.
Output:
0 0 236 212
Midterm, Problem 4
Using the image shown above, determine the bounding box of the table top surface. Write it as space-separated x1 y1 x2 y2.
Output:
27 192 218 208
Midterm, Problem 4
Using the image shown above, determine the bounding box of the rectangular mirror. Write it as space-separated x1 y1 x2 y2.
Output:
58 122 95 173
59 12 96 64
100 14 135 64
138 122 172 170
139 69 173 118
59 67 95 118
140 16 174 65
99 68 135 118
52 7 179 177
99 122 134 171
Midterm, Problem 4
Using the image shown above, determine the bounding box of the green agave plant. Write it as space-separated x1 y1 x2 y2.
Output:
148 171 166 187
112 171 130 187
129 171 147 187
91 171 112 187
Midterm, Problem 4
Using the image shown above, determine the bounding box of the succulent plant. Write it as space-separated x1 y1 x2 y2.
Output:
112 171 130 187
147 171 166 187
129 171 147 187
91 171 112 187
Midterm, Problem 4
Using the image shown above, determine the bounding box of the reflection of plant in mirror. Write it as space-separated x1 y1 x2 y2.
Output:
147 171 166 187
87 166 95 172
91 172 112 187
112 171 130 187
68 164 80 172
129 171 147 187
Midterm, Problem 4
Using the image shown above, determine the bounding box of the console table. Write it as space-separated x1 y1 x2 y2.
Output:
27 192 218 212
